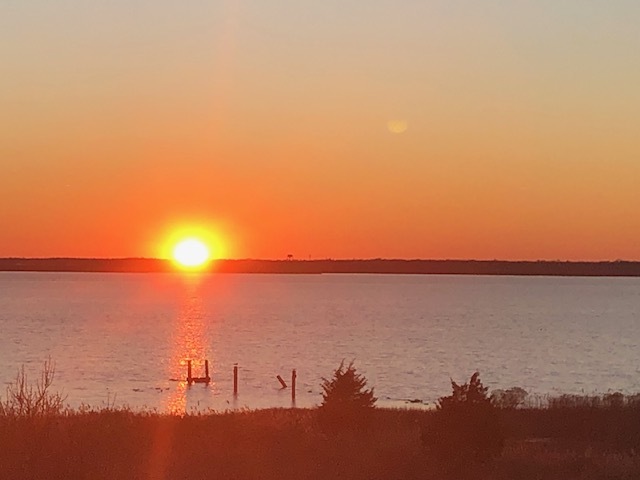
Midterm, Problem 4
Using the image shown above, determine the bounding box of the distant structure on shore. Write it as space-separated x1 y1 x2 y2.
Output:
1 258 640 277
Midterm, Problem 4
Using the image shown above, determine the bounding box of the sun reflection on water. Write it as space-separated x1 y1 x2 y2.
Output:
166 277 213 414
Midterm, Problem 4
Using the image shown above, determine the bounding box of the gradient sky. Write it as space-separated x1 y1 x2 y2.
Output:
2 1 639 260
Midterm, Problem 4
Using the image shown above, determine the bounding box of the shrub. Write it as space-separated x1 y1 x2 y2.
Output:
320 361 376 410
491 386 528 409
603 392 625 409
549 394 602 409
318 361 376 431
0 358 66 417
422 372 504 475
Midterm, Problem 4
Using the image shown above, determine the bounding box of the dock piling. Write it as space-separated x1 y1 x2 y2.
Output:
186 359 211 385
292 369 297 402
233 364 238 396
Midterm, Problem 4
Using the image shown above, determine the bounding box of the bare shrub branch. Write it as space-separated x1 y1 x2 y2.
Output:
0 357 66 417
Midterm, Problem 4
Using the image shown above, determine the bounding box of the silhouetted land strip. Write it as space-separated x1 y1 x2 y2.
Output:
2 257 640 276
2 406 640 479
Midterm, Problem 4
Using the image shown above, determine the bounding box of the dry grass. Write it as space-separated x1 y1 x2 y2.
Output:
1 406 640 479
2 363 640 479
0 408 428 480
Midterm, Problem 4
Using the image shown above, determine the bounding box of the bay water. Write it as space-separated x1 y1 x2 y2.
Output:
1 272 639 412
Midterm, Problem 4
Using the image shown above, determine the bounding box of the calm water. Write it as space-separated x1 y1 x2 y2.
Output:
1 272 639 412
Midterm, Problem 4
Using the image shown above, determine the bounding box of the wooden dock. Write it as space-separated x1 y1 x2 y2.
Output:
187 359 211 385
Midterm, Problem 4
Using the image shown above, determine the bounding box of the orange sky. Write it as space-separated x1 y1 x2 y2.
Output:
2 1 639 260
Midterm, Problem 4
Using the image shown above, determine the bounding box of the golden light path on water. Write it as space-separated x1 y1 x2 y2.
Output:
166 275 212 414
147 274 214 479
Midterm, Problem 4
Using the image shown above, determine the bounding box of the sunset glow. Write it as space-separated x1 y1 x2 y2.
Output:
2 2 640 261
158 223 228 267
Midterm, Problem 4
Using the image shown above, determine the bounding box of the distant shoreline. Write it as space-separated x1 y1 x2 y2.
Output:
2 258 640 276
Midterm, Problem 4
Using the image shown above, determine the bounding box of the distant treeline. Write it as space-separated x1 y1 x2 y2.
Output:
2 258 640 276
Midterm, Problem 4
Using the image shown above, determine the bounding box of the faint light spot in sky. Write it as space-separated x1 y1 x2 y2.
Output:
387 120 408 134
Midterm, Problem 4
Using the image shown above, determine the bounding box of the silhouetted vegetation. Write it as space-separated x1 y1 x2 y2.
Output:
491 386 528 409
318 360 376 431
320 361 377 410
501 393 640 452
0 358 65 417
3 404 640 479
421 372 504 476
4 364 640 478
4 257 640 276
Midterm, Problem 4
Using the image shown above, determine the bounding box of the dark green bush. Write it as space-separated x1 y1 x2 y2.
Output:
318 361 376 431
422 372 504 475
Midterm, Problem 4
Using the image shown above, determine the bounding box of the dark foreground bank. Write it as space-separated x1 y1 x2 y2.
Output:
2 406 640 480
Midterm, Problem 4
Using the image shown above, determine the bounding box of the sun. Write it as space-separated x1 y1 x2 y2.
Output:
172 238 210 269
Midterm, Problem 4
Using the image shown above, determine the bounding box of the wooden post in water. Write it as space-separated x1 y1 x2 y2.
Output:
292 369 297 402
186 359 211 385
233 364 238 396
276 375 287 389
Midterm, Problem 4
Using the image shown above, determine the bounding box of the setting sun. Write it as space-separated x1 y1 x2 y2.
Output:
172 239 210 268
158 222 229 268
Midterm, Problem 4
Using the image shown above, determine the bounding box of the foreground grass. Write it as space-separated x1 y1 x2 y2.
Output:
1 407 640 480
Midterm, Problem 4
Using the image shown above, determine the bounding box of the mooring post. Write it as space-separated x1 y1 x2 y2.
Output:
205 360 210 380
276 375 287 389
233 364 238 396
187 360 192 384
292 369 297 402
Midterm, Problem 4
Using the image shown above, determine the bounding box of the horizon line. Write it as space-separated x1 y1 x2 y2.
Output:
2 257 639 263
